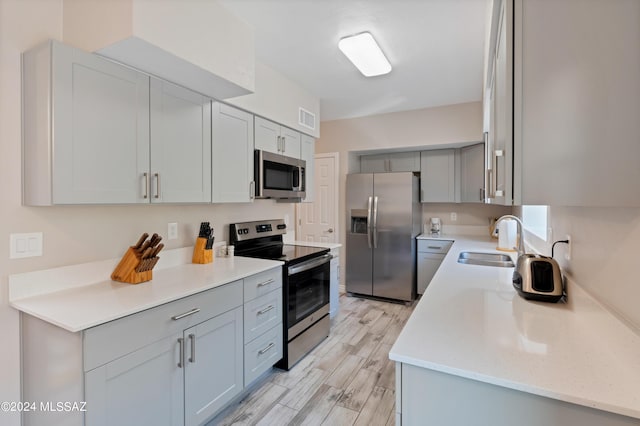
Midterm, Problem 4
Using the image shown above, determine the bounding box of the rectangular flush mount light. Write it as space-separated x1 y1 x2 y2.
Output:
338 32 392 77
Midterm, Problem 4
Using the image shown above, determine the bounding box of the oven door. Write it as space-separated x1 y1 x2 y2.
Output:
287 254 331 330
255 150 306 199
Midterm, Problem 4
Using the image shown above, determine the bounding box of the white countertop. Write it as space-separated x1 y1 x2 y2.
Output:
10 255 282 333
390 235 640 419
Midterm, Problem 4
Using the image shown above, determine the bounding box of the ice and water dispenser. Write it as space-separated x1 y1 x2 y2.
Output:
350 209 368 234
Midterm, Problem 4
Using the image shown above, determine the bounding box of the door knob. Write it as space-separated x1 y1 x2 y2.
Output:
327 228 334 233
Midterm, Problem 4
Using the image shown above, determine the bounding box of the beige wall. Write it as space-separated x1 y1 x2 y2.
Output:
0 2 293 422
422 203 512 230
525 207 640 333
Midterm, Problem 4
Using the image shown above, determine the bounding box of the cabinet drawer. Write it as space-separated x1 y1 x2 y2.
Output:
418 239 453 254
243 267 282 302
244 289 282 343
84 280 243 372
244 324 283 386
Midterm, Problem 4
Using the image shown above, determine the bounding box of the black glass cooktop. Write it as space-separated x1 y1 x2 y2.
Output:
236 244 329 265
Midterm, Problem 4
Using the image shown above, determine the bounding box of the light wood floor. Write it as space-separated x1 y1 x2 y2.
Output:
211 294 415 426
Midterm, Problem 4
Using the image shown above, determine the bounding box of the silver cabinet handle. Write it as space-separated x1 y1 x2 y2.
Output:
171 308 200 321
257 305 275 315
277 136 282 152
327 228 334 233
177 337 184 368
258 342 275 355
143 172 149 199
282 136 286 153
428 246 442 250
257 278 275 288
154 173 160 199
188 333 196 363
250 181 255 200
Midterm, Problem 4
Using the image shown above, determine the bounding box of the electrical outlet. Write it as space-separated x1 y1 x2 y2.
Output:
565 234 572 261
450 212 457 221
168 223 178 240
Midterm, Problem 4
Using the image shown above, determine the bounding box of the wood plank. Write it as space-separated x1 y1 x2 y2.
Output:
279 368 331 410
324 354 365 389
376 357 396 390
271 354 317 389
218 382 289 426
289 384 343 426
255 403 298 426
314 342 353 373
353 386 395 426
337 368 380 412
358 308 384 326
321 405 360 426
363 343 392 374
351 332 383 359
369 312 392 335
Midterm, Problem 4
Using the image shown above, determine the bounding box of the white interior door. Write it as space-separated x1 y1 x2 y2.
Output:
296 153 338 243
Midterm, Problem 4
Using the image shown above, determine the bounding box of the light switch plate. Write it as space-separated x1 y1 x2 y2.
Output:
168 223 178 240
10 232 43 259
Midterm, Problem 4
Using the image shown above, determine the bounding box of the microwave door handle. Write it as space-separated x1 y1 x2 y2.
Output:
367 196 373 249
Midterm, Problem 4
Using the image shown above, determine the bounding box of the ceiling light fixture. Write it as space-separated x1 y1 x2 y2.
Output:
338 32 392 77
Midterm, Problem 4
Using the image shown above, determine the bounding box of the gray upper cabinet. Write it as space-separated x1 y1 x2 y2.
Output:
23 40 150 205
486 0 640 206
420 150 455 203
460 143 485 203
254 116 301 158
212 102 255 203
360 152 420 173
150 79 211 203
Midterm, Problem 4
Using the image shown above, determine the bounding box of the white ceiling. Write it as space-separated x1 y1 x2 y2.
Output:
219 0 490 122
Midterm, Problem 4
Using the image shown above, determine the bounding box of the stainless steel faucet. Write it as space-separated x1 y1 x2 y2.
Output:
496 214 525 257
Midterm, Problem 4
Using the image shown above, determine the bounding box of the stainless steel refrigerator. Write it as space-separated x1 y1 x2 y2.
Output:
346 172 421 302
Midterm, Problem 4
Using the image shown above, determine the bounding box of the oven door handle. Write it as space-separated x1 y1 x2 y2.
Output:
288 254 332 275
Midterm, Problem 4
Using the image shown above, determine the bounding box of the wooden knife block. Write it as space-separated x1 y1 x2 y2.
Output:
111 247 153 284
192 237 213 264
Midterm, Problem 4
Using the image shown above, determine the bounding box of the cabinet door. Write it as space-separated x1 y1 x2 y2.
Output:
388 152 420 172
150 79 211 203
52 41 150 204
280 126 301 158
254 116 281 154
360 154 388 173
84 333 183 426
460 143 486 203
491 1 513 205
420 150 455 203
184 307 243 426
417 253 445 294
212 103 254 203
300 134 315 202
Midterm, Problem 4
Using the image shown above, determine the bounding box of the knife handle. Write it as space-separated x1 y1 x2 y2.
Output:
134 233 149 250
151 243 164 257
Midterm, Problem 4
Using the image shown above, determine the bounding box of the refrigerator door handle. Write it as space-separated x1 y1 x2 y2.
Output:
372 196 379 248
367 196 373 249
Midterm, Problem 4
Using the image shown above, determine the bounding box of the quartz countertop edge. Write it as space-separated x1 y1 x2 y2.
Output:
390 235 640 420
10 256 283 333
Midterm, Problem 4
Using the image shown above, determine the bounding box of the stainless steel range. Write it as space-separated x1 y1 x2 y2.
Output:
230 219 331 370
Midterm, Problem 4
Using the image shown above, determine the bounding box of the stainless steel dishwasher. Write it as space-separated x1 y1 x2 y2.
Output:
417 239 453 294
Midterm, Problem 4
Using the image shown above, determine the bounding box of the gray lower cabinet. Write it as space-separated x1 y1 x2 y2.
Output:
460 143 485 203
397 363 638 426
417 239 452 294
21 267 283 426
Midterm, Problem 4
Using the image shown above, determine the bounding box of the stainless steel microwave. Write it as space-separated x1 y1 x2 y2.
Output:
254 150 306 199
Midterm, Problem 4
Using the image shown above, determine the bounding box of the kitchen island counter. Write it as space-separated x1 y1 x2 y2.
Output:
390 235 640 421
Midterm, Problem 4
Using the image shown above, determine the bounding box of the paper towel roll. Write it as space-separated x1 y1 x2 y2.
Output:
497 219 517 251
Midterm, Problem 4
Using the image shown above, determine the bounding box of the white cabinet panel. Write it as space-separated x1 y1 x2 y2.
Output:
243 289 282 344
360 154 388 173
212 103 255 203
23 40 150 205
254 116 300 158
360 152 420 173
244 324 283 386
150 79 212 203
420 150 456 203
184 307 243 426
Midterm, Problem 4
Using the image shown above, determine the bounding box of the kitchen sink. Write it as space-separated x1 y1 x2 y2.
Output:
457 251 515 268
